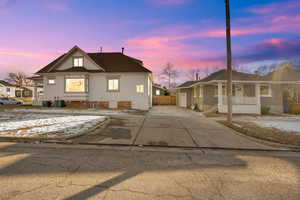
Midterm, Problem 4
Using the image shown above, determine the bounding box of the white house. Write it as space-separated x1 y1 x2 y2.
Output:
35 45 153 110
0 80 16 97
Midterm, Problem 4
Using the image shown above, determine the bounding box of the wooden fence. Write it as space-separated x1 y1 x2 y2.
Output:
153 96 176 105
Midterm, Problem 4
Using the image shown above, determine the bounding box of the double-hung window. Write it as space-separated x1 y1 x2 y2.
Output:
48 78 56 85
136 85 144 93
73 57 83 67
108 79 119 91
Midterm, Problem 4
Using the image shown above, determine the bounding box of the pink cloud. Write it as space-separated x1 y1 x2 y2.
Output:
126 33 223 72
149 0 191 6
0 49 58 57
265 38 284 45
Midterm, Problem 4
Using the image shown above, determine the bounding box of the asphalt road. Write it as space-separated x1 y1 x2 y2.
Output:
0 142 299 200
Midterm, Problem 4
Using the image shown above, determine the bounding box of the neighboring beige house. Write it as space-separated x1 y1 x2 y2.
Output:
34 45 153 110
0 80 16 97
176 65 300 114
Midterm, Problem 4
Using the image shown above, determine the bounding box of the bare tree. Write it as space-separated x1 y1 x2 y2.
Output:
185 68 202 80
160 62 179 88
5 72 31 86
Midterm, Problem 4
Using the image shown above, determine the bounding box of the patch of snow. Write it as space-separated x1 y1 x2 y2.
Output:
253 120 300 134
7 108 130 116
0 115 107 138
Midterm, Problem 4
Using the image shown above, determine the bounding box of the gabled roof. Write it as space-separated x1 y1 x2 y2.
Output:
36 46 151 74
0 80 14 87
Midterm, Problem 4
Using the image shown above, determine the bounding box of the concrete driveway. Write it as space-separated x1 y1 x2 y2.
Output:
73 106 273 149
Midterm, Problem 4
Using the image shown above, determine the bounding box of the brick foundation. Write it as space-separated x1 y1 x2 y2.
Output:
65 101 88 108
65 101 132 110
99 101 109 109
117 101 132 110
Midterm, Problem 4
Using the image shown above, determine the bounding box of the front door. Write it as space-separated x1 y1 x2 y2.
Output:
179 93 187 107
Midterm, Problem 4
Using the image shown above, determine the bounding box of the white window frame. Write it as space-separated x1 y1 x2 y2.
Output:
107 78 120 92
136 85 144 93
260 84 272 97
73 57 84 67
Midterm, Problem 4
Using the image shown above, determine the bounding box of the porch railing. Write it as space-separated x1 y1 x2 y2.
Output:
222 96 258 105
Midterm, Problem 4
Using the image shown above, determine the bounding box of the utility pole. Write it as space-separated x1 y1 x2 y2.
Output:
225 0 233 124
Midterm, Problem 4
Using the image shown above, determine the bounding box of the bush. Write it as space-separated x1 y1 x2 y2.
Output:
261 106 270 115
292 108 300 115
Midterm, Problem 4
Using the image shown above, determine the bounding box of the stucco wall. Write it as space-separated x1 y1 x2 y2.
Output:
88 73 151 110
43 73 151 110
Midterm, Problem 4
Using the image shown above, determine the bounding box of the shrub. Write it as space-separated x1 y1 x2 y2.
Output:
292 108 300 115
261 106 270 115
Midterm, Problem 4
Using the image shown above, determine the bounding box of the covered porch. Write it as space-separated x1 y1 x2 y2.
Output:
217 82 261 115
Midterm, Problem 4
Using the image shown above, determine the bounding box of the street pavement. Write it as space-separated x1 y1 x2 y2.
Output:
0 142 299 200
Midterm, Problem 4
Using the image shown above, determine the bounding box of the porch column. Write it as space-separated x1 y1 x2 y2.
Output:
33 85 38 101
218 82 223 112
255 83 261 114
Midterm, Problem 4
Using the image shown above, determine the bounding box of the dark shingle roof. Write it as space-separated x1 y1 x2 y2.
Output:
177 81 201 88
200 69 260 82
36 52 151 74
178 70 261 88
0 80 14 87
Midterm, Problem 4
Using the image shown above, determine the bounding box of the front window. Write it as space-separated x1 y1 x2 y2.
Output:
156 89 160 95
65 78 85 92
260 85 271 97
73 57 83 67
136 85 144 93
6 88 10 92
108 79 119 91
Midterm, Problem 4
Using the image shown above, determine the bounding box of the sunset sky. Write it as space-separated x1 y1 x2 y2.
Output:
0 0 300 83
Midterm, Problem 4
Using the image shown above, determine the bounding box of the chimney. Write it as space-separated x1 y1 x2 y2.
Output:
99 46 103 53
195 73 199 80
121 47 124 54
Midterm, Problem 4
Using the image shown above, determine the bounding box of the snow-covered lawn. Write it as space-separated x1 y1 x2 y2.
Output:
0 115 107 139
233 115 300 135
6 108 141 116
252 120 300 134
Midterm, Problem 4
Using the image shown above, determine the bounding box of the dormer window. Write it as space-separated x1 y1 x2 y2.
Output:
73 57 83 67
